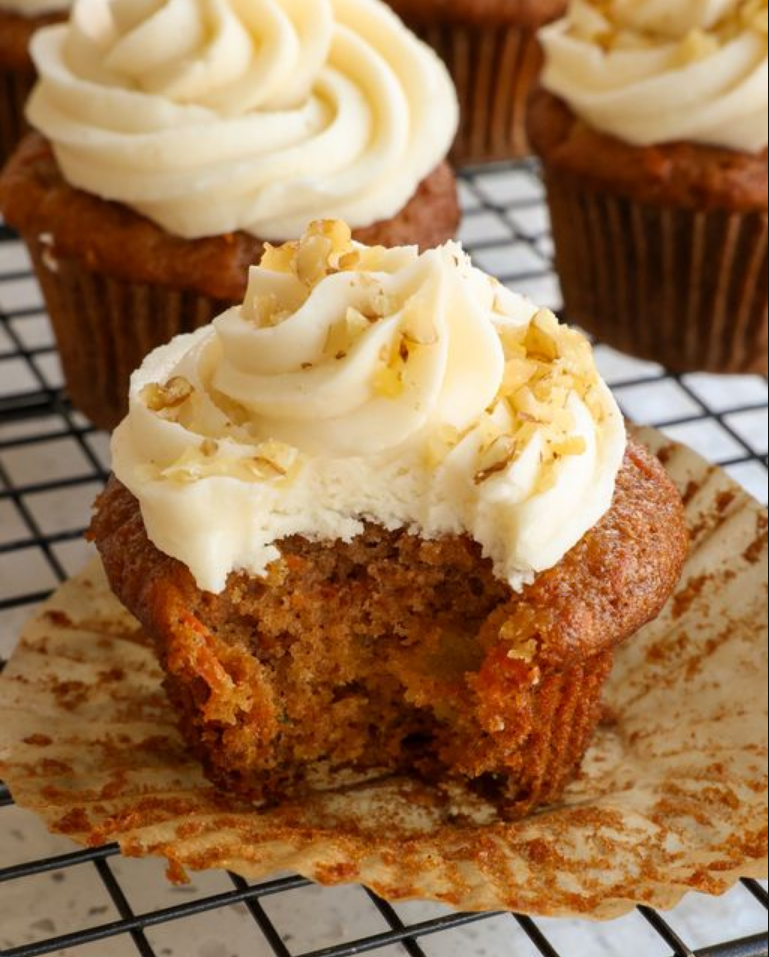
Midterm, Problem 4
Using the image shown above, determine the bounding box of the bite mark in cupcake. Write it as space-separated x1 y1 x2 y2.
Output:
90 222 687 817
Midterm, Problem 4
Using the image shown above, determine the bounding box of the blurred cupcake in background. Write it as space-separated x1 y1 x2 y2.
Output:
387 0 567 164
529 0 768 375
0 0 460 430
0 0 68 165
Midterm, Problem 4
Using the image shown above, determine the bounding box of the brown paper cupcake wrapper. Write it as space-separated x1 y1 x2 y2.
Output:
0 67 35 168
414 23 543 165
0 428 767 918
24 233 232 431
544 172 769 374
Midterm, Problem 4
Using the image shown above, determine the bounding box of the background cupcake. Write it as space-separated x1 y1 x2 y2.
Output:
387 0 566 164
0 0 460 430
0 0 68 165
529 0 768 375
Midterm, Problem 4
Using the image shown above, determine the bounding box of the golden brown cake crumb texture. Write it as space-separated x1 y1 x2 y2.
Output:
528 89 769 213
90 441 688 817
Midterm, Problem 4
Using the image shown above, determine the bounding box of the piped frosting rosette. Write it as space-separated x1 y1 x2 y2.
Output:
540 0 768 152
112 221 627 594
26 0 458 239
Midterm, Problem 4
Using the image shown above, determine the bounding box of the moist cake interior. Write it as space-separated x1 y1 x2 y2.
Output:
169 526 524 800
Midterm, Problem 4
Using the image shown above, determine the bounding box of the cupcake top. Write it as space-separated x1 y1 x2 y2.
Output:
112 221 627 595
0 0 70 13
26 0 458 241
540 0 769 153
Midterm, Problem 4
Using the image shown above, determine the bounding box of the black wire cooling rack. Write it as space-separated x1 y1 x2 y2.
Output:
1 161 768 957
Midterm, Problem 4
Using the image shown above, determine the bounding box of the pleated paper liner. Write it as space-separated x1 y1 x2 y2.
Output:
0 67 35 169
25 233 232 431
0 427 766 917
414 23 544 164
544 172 769 375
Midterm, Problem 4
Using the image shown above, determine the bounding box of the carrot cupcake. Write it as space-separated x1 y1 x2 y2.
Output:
529 0 769 374
90 221 688 818
0 0 68 165
387 0 566 163
0 0 460 430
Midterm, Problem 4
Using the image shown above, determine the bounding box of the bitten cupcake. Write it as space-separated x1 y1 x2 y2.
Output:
90 221 688 819
387 0 566 163
0 0 68 165
529 0 768 375
0 0 460 430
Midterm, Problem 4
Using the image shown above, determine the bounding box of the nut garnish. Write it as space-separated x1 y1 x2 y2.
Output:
473 305 606 489
249 440 298 480
250 293 291 329
742 0 769 34
675 29 720 65
162 439 299 485
576 0 767 53
402 302 439 347
475 435 518 485
261 220 359 291
142 377 194 413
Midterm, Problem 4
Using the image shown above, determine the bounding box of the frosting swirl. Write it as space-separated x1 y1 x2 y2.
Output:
112 222 627 594
0 0 70 14
540 0 769 152
27 0 458 240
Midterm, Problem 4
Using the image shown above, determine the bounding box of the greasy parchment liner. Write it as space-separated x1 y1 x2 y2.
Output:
0 428 766 918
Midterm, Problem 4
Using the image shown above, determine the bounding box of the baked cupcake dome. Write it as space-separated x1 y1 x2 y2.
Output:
387 0 567 164
529 0 769 374
90 223 688 817
0 0 460 429
0 1 68 164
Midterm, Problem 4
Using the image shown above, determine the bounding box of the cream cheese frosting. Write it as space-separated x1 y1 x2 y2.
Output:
0 0 69 14
25 0 458 241
111 221 627 595
540 0 769 153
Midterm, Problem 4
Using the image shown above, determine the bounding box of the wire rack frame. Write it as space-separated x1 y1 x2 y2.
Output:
0 161 767 957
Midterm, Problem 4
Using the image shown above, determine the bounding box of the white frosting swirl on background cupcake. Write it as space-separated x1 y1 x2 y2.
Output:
26 0 458 240
540 0 769 152
0 0 70 14
112 222 627 595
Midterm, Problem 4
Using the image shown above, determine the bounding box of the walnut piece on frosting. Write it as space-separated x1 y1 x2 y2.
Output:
261 220 377 290
141 376 194 414
574 0 768 55
479 309 605 490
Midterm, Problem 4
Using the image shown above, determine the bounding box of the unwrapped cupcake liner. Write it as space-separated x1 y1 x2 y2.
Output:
0 427 766 918
25 233 232 431
0 66 35 168
543 171 769 374
414 22 543 164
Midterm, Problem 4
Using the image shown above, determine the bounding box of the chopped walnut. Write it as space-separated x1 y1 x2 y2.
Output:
741 0 769 34
402 302 439 347
248 440 298 479
475 435 518 485
141 377 194 413
675 29 720 65
261 220 358 290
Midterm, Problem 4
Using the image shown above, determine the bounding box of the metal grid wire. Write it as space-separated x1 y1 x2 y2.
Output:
0 161 767 957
